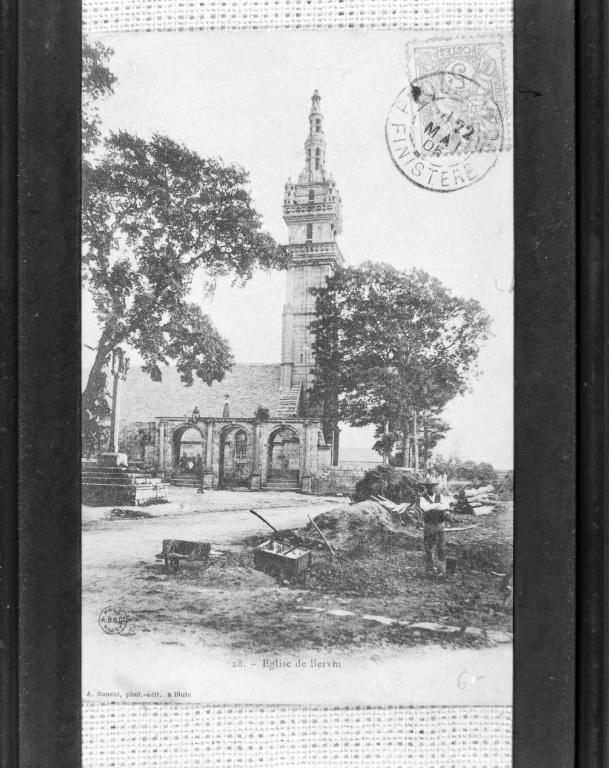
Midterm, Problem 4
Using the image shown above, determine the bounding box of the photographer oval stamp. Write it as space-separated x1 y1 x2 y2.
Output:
385 71 504 192
98 605 129 635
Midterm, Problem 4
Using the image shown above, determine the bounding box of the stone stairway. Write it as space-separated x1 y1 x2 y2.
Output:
266 481 300 491
82 462 169 506
274 384 302 419
170 472 201 488
266 469 301 491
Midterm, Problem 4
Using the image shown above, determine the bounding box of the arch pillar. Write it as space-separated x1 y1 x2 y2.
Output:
301 421 313 493
250 422 263 489
158 421 165 475
203 421 214 487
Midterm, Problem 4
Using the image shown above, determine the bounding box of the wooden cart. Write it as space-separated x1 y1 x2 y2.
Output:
156 539 211 574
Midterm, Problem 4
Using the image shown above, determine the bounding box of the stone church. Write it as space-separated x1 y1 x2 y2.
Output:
118 91 344 491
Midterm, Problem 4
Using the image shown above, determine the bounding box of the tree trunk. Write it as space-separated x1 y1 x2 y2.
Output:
402 417 410 468
413 411 419 471
82 327 120 407
422 416 428 467
382 419 389 465
108 369 122 452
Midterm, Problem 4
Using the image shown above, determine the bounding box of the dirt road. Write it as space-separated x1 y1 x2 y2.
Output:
83 491 333 568
83 489 512 706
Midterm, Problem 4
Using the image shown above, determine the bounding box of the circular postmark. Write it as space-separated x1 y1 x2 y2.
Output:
98 605 129 635
385 71 504 192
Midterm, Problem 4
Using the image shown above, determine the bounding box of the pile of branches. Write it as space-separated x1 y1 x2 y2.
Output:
353 465 423 505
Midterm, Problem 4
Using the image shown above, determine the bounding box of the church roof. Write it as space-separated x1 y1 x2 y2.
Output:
119 364 282 423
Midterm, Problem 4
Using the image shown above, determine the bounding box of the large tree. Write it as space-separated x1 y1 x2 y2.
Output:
82 39 117 155
310 262 491 467
82 41 286 452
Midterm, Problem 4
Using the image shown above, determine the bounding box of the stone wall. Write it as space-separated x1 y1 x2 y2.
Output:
310 465 370 497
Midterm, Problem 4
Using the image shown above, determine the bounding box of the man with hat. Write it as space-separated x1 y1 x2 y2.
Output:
418 479 451 575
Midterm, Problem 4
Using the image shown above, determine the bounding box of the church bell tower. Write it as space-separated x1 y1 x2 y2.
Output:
277 91 344 417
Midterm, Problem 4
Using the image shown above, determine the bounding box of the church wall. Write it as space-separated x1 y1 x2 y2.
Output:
281 309 294 362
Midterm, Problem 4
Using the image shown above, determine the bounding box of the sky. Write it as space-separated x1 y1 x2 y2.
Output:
84 30 514 468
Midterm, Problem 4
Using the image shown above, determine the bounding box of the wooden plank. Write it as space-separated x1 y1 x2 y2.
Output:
307 514 336 557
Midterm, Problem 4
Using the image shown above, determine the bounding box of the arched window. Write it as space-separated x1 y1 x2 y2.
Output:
315 147 320 170
308 189 315 202
235 430 247 460
306 223 313 241
315 118 321 133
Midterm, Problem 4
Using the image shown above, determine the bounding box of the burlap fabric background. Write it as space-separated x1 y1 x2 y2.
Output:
83 0 511 32
83 703 512 767
82 2 513 765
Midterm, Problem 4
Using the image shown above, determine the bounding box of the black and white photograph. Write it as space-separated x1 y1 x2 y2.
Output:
81 28 514 707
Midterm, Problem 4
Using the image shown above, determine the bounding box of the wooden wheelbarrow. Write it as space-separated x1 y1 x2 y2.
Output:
156 539 211 574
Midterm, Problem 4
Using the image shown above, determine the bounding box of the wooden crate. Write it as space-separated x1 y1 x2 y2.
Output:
253 540 312 578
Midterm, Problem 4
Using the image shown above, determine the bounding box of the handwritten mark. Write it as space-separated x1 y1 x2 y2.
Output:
457 671 486 690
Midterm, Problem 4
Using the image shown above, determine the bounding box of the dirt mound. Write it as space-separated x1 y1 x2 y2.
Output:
302 500 417 556
107 507 153 520
200 563 276 590
311 500 394 531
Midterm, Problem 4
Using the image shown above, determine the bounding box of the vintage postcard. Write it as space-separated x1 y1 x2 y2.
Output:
82 27 513 706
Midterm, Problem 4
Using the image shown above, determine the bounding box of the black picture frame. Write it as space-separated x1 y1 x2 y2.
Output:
3 1 82 766
3 0 606 765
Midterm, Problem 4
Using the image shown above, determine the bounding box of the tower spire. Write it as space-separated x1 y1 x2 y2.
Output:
309 89 322 123
303 89 326 180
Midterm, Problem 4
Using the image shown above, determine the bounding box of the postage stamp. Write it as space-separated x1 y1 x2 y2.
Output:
385 70 504 192
406 37 511 153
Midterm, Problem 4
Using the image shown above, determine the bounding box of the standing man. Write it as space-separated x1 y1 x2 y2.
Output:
419 480 451 575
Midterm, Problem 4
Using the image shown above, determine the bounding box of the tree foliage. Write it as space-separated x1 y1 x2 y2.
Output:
82 39 116 155
83 131 285 398
457 460 498 486
429 455 499 487
254 406 270 421
419 413 451 464
310 262 492 465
